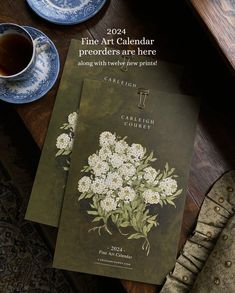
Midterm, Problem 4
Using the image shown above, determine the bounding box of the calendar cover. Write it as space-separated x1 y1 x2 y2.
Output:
53 79 200 284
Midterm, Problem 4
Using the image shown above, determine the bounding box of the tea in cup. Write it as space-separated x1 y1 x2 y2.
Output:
0 23 50 82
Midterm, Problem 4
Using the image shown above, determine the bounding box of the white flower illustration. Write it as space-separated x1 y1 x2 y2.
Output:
106 172 123 190
118 187 136 203
78 176 91 193
99 146 112 160
91 178 106 194
118 163 136 178
55 112 78 171
99 131 116 147
88 153 100 167
56 133 72 150
143 190 160 204
128 143 145 161
109 153 124 169
159 177 178 196
100 196 117 212
68 112 78 131
144 167 159 183
115 140 128 154
93 161 109 177
77 131 182 256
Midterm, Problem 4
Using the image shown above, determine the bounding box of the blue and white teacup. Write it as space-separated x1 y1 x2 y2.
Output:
0 23 50 82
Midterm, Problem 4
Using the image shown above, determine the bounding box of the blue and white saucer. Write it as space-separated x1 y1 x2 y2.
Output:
26 0 107 25
0 26 60 104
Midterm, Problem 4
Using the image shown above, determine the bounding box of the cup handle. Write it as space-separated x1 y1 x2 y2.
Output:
34 36 51 54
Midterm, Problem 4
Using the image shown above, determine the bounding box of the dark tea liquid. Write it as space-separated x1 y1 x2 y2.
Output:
0 33 33 76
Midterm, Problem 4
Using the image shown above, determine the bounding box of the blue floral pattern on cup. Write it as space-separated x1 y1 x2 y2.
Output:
26 0 107 25
0 26 60 104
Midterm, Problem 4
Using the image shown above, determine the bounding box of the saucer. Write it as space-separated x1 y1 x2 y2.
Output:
0 26 60 104
26 0 107 25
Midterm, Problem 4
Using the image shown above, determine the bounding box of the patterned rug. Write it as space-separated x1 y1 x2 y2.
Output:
0 161 74 292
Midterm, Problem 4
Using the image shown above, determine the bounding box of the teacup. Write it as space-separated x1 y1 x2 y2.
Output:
0 23 50 82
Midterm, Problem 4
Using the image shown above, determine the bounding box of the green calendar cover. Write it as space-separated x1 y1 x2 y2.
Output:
25 39 183 227
53 79 200 284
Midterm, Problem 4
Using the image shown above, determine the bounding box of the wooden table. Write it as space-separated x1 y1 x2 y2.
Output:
189 0 235 71
1 1 235 293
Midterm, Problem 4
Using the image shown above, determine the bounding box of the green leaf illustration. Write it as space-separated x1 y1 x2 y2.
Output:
120 221 130 227
85 193 94 199
165 162 169 171
78 193 86 201
87 210 99 216
174 189 183 196
55 149 64 157
92 217 103 222
128 233 143 240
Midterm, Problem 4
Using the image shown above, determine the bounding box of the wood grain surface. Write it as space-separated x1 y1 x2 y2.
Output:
1 1 235 292
190 0 235 70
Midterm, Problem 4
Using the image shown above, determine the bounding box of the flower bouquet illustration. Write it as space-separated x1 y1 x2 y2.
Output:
77 131 182 256
55 112 78 171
